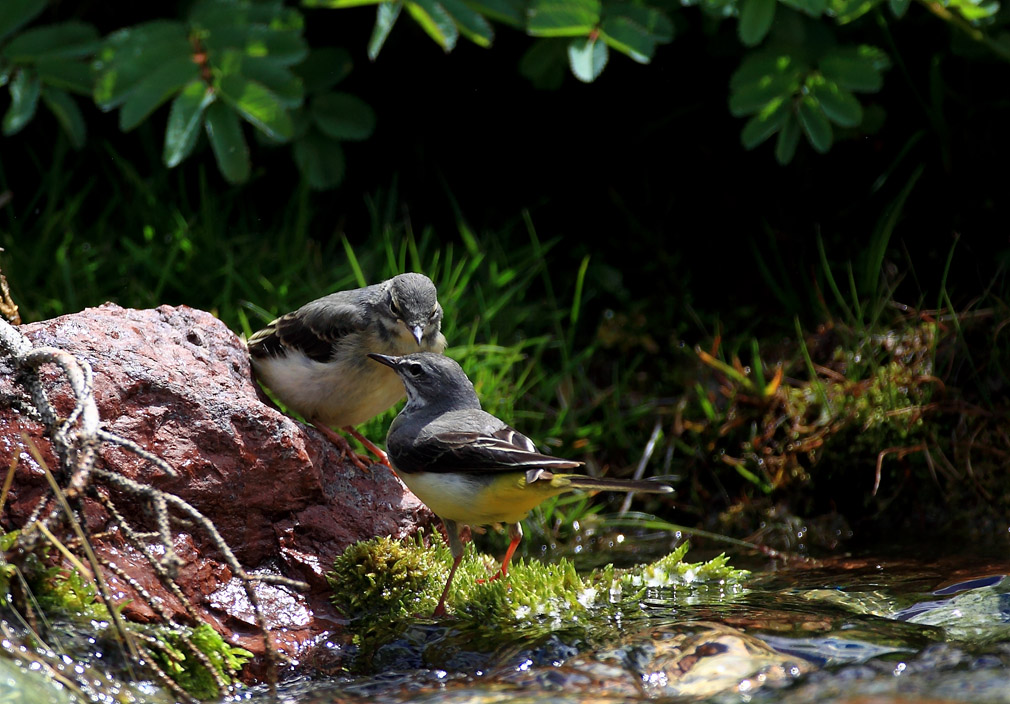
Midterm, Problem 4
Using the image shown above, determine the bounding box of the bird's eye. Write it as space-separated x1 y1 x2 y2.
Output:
429 309 439 321
408 363 423 377
389 300 400 317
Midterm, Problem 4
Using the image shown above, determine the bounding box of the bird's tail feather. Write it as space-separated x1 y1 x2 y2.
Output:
559 474 674 494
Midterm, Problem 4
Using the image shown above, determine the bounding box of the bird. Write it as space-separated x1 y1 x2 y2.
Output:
247 273 447 470
368 351 674 617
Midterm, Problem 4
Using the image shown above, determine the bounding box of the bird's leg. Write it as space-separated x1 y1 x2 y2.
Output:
478 522 523 584
310 421 371 471
433 520 464 617
433 553 462 617
342 425 392 468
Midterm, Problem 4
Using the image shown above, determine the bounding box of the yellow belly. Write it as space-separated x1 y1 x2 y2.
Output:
398 471 563 525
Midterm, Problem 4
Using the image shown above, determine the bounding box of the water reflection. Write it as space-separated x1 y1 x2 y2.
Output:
261 553 1010 704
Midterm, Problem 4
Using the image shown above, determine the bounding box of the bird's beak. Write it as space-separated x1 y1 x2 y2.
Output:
368 353 398 369
410 324 424 345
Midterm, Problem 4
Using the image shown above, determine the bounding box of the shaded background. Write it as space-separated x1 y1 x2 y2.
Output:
4 4 1009 329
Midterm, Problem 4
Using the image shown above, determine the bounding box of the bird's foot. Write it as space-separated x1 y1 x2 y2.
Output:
312 422 372 471
343 426 392 469
476 567 507 585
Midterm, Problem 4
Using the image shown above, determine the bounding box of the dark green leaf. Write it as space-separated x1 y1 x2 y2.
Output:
36 58 93 95
856 44 891 71
312 92 375 141
241 57 304 108
246 24 308 66
2 68 39 135
205 101 250 184
294 129 346 189
94 21 190 109
820 46 888 92
218 73 294 141
774 111 800 164
296 47 353 92
290 109 312 140
304 0 384 6
567 36 608 82
690 0 738 17
778 0 827 15
368 3 402 60
728 54 804 116
797 95 832 152
528 0 602 37
0 0 46 43
519 39 568 90
191 1 304 60
40 86 85 149
807 75 862 126
119 56 202 131
189 0 242 29
740 97 789 149
738 0 776 46
3 22 99 62
829 0 879 23
248 1 290 24
405 0 459 50
440 0 495 46
463 0 525 26
888 0 910 15
164 80 215 167
607 4 674 41
600 17 657 63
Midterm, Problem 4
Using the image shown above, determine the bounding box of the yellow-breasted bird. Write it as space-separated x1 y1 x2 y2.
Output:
248 274 447 469
368 351 673 616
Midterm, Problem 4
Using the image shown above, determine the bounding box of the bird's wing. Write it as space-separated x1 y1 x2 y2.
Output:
393 425 583 475
248 295 368 362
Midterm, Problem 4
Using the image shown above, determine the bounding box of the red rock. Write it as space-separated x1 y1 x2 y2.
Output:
0 303 435 667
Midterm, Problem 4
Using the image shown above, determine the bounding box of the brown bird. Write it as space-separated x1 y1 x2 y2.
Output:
248 273 447 468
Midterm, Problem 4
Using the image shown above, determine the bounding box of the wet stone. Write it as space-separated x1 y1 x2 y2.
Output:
0 303 437 665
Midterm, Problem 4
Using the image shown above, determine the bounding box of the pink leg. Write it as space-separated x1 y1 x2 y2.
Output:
342 426 392 468
433 552 462 617
311 421 371 471
433 519 466 617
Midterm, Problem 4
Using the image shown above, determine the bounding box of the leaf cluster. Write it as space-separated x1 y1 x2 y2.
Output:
3 0 1009 177
1 0 374 188
730 44 890 163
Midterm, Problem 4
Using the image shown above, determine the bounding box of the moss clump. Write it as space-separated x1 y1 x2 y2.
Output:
4 533 251 701
612 541 749 591
148 623 252 701
328 532 450 625
682 322 940 507
329 534 749 630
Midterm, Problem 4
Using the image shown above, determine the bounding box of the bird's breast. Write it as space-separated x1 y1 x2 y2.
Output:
397 471 560 526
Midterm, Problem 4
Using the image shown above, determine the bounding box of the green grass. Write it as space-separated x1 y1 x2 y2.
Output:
0 143 675 556
5 136 1008 550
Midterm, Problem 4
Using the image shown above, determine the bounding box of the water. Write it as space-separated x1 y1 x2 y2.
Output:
253 548 1010 704
4 547 1010 703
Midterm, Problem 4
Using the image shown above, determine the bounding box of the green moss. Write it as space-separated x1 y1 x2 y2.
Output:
328 532 450 623
5 539 250 700
329 533 749 632
612 541 749 591
0 531 18 607
148 623 252 701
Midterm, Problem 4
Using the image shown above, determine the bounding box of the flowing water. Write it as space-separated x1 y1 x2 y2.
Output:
254 543 1010 704
4 540 1010 703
